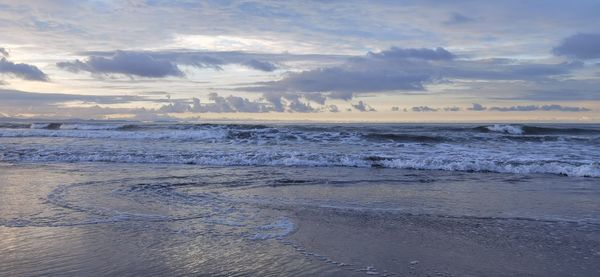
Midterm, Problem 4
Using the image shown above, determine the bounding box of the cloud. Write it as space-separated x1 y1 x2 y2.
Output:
71 50 323 73
0 57 48 81
366 47 456 61
390 106 461 112
242 59 277 72
57 51 184 78
0 89 186 121
553 33 600 59
465 102 589 112
327 104 339 112
241 47 460 98
302 92 327 104
0 88 147 105
352 101 376 112
287 98 315 112
442 60 583 81
444 13 475 25
155 92 322 113
251 67 428 98
443 106 461 112
57 49 343 79
411 106 439 112
0 48 8 57
489 104 590 112
260 92 318 112
468 103 487 111
241 46 583 104
206 93 272 113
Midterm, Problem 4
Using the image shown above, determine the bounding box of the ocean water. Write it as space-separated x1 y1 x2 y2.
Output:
1 122 599 276
1 122 599 177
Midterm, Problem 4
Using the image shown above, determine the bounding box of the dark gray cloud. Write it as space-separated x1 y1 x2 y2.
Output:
468 103 487 111
352 101 376 112
489 104 590 112
251 67 428 97
241 47 458 98
553 33 600 59
71 50 345 74
0 48 8 57
242 59 277 72
0 57 48 81
366 47 456 61
302 92 327 105
57 51 184 78
241 47 583 103
56 50 349 78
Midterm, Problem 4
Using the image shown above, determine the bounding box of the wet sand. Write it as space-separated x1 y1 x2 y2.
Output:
285 208 600 277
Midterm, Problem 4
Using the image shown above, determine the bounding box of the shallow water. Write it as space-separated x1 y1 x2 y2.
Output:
1 163 599 276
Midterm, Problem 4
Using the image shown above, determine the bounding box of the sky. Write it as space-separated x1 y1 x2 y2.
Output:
0 0 599 122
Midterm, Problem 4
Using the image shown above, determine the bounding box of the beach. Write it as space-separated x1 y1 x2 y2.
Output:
1 122 600 276
1 159 599 276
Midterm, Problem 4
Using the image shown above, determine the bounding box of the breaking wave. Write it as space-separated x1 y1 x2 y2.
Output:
2 150 598 177
475 124 600 135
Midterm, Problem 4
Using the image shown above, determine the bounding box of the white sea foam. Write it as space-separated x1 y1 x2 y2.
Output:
486 124 524 135
380 158 600 178
252 217 295 240
59 123 127 130
4 149 598 177
29 123 48 129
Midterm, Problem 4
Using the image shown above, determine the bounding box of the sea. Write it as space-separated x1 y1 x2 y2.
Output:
1 121 599 276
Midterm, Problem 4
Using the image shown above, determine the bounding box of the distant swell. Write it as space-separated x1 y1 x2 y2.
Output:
30 123 62 130
363 133 447 143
